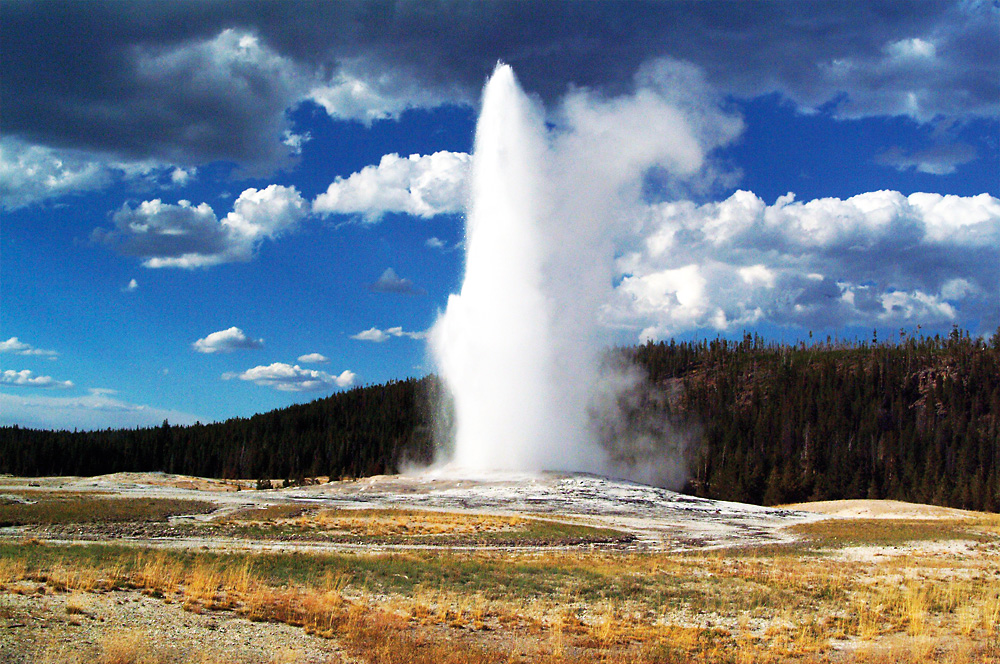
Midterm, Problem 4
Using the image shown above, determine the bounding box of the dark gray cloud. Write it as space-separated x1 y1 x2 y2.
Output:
2 5 305 170
98 199 233 264
2 1 996 174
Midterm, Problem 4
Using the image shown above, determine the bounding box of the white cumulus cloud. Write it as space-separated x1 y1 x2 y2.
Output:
297 353 329 363
351 328 390 343
224 363 355 392
96 184 308 268
1 369 73 389
313 151 470 223
170 167 196 185
281 130 311 155
223 184 310 240
613 190 1000 339
0 138 215 211
886 37 937 61
0 139 110 209
193 327 264 354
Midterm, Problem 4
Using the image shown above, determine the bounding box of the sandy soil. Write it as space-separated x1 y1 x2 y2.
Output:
828 538 986 563
782 498 980 520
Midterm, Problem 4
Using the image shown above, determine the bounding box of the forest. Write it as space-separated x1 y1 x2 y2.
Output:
632 327 999 512
2 328 998 511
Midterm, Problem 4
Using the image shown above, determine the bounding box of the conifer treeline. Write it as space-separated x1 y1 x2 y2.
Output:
1 329 997 511
634 328 1000 511
0 378 438 481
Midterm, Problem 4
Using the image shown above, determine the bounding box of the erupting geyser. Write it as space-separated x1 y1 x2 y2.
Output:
430 61 730 485
430 64 608 474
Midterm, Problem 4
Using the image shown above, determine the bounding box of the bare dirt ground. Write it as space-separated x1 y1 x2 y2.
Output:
0 587 351 664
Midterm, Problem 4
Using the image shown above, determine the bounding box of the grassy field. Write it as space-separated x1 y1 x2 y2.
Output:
0 494 631 546
0 493 216 526
216 505 634 546
1 491 998 663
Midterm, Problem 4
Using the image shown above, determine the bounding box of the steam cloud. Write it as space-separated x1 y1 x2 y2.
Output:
430 64 737 484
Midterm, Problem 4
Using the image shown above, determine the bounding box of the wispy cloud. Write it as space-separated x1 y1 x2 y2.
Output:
351 326 426 343
0 391 199 430
0 337 58 360
878 143 977 175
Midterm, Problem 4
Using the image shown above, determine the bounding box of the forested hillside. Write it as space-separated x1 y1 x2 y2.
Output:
634 328 1000 512
2 329 997 511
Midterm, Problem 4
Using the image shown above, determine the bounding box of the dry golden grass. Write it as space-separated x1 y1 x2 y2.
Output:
225 505 532 537
4 507 1000 664
65 592 92 616
0 556 27 588
98 631 157 664
216 505 627 545
38 643 85 664
302 508 529 536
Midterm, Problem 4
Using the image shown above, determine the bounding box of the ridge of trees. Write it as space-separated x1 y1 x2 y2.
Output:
1 328 997 511
633 327 1000 511
0 378 439 482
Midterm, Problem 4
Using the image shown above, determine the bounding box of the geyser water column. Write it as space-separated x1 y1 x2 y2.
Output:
430 64 607 474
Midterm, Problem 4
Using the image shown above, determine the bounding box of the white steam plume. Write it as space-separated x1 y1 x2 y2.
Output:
430 62 739 481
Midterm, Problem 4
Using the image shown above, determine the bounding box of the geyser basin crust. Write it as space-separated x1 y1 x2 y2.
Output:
296 471 821 550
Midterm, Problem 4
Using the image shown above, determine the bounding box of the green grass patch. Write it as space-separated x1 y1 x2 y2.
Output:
0 495 216 526
0 541 603 600
218 503 315 522
788 518 990 548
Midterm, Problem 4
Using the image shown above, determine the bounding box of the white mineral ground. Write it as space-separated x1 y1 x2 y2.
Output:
2 471 981 554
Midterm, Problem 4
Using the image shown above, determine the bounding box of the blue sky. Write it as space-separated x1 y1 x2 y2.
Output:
1 1 997 430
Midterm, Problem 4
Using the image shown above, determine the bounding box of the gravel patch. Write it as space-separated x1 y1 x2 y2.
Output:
0 586 352 663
